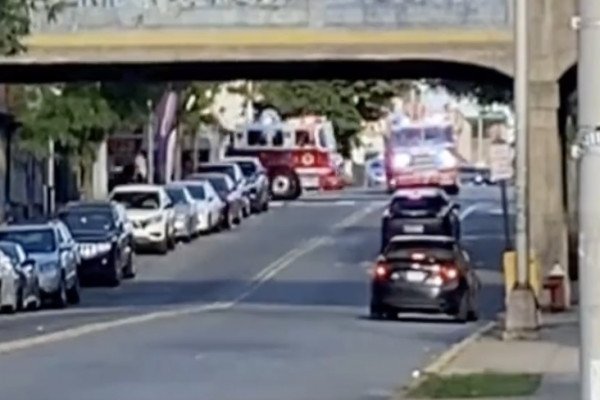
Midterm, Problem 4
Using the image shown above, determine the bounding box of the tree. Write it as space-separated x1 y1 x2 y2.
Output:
1 0 64 55
251 80 414 156
17 84 118 195
425 79 513 105
100 82 167 131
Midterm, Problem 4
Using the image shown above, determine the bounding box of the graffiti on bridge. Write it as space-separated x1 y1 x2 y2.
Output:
32 0 510 31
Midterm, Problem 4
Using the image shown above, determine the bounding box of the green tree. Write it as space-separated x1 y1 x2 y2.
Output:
100 82 167 131
17 83 118 195
425 79 513 105
179 82 221 135
1 0 64 55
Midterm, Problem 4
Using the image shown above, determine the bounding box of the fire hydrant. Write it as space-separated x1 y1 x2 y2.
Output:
543 262 568 312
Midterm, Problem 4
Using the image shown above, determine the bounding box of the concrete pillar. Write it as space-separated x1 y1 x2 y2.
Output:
528 80 568 278
92 139 108 199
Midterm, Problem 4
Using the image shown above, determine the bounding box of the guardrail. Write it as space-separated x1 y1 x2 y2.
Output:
31 0 511 32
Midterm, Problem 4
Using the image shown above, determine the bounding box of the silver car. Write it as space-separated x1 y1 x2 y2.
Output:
0 221 81 308
164 183 198 242
0 242 41 312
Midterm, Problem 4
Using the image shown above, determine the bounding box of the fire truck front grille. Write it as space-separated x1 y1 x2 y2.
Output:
410 154 437 170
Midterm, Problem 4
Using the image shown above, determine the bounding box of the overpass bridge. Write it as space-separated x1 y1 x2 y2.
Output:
1 0 580 278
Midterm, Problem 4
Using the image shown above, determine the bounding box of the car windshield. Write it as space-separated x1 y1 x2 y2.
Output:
166 188 189 205
197 165 235 181
0 243 19 263
236 161 257 177
0 229 56 253
424 126 453 145
392 196 447 212
111 191 160 210
390 128 423 147
59 210 115 233
185 185 206 200
384 240 455 262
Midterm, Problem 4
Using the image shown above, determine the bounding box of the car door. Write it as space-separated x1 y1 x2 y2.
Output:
112 208 128 268
160 189 175 236
15 245 35 299
56 224 78 285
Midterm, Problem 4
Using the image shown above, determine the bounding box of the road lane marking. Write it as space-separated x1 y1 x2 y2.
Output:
0 201 380 355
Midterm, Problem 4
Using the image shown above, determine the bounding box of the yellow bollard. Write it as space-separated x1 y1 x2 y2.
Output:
502 250 541 304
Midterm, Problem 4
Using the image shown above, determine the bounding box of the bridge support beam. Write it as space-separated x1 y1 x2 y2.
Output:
528 80 569 295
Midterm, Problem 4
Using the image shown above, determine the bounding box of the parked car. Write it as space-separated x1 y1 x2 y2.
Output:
187 172 243 230
164 183 199 241
380 187 461 252
0 221 81 308
177 180 224 233
224 156 270 213
365 156 386 188
195 162 251 218
58 201 135 286
109 184 176 254
0 243 40 312
370 235 480 322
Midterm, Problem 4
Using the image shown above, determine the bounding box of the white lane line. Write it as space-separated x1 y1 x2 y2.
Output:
0 202 377 355
459 204 482 221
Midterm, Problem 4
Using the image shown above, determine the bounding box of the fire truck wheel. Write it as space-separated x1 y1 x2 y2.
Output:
270 171 301 200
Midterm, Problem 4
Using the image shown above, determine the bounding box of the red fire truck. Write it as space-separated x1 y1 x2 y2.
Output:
384 115 461 195
286 115 345 191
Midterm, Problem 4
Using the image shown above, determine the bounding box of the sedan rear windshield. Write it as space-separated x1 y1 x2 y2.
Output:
166 188 189 205
111 191 160 210
0 229 56 253
59 210 115 233
236 161 257 177
384 240 455 262
391 196 447 213
185 185 205 200
196 165 235 181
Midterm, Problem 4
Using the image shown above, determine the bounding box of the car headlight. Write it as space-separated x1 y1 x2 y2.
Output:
392 153 411 169
96 242 112 254
438 149 457 168
145 214 164 225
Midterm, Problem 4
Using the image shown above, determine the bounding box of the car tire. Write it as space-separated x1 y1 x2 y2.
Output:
157 238 169 255
167 234 176 250
242 204 250 218
467 292 479 322
108 262 122 287
370 303 392 320
455 293 470 323
66 276 81 305
123 248 136 279
52 275 68 309
262 201 269 212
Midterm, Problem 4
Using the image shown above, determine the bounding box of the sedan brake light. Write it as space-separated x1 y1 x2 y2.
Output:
372 260 390 279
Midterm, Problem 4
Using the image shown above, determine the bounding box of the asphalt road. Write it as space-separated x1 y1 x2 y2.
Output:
0 185 511 400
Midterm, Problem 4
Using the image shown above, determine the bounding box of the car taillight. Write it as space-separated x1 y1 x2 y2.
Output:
373 261 390 279
440 264 459 281
424 262 459 285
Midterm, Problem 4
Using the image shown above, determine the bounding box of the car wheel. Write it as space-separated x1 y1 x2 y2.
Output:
370 303 392 320
167 233 176 250
157 238 169 255
66 276 81 304
467 292 479 322
52 275 68 309
262 200 269 212
242 204 250 218
455 293 470 323
123 248 136 279
108 262 122 287
16 287 24 312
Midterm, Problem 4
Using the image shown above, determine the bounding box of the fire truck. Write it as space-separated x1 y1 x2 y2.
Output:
384 113 461 195
285 115 345 191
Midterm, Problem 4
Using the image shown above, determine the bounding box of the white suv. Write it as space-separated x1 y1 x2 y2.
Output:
109 184 176 254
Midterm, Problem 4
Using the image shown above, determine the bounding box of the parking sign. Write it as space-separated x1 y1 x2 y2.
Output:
489 142 514 182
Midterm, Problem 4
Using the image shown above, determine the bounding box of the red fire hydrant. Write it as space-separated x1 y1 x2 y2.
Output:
543 263 567 312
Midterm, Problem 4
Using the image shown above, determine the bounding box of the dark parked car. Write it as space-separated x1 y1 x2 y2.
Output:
58 201 135 286
195 162 251 217
186 172 244 230
370 235 480 322
224 156 270 213
381 187 460 252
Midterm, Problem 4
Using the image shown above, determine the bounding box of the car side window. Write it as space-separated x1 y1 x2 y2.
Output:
56 226 66 244
60 224 74 243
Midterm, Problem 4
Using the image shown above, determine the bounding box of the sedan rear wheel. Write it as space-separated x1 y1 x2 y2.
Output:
52 276 68 309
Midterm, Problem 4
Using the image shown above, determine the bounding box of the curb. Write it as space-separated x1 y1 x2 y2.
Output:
397 320 497 399
423 320 496 374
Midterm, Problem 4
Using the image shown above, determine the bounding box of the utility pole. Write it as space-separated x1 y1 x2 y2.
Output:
576 0 600 397
47 137 55 215
146 100 154 184
503 0 539 340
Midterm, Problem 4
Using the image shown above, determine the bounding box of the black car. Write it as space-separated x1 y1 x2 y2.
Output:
224 156 270 213
370 235 480 322
58 201 135 286
381 187 460 252
195 162 251 218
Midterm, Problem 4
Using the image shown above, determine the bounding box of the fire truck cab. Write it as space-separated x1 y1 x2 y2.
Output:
286 115 345 191
384 114 460 195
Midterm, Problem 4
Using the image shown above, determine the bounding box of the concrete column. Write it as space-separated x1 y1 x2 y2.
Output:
528 80 568 279
92 139 108 199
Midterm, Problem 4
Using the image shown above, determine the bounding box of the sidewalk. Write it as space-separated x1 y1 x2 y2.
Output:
431 310 578 399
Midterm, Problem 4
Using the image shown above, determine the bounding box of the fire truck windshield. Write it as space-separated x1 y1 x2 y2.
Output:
391 126 453 147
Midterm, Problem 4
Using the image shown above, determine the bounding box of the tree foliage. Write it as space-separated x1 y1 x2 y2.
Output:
426 79 513 105
0 0 64 55
179 81 221 135
100 82 166 131
18 84 118 161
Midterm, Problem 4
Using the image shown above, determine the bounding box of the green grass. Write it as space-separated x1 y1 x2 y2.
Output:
406 372 542 398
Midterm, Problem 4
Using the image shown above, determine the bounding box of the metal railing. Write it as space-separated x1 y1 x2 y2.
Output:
31 0 511 33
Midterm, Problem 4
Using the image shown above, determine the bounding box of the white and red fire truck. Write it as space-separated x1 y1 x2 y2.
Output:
384 113 461 195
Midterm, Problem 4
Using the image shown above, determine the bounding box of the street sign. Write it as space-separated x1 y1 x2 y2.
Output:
489 142 514 182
